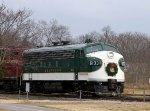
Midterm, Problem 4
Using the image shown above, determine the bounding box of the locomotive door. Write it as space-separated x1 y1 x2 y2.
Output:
74 50 80 80
29 73 32 80
28 63 34 80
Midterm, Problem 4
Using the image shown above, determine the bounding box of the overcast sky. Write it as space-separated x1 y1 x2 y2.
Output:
1 0 150 36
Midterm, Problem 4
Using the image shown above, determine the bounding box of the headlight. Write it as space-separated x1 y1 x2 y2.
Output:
119 58 126 72
107 51 114 59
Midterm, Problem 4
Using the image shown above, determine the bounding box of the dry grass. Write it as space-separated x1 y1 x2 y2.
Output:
42 100 150 111
124 88 150 95
0 109 8 111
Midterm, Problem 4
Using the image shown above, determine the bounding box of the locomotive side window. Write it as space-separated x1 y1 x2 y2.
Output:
56 61 59 68
42 62 47 68
48 62 51 67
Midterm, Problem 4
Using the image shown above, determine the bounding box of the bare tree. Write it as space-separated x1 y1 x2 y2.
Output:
77 26 117 44
0 3 32 47
116 32 150 84
101 26 117 44
37 20 72 46
0 3 33 75
77 31 100 43
17 20 41 48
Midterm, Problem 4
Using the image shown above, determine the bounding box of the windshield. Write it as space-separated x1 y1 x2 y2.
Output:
85 45 102 53
103 44 118 52
85 43 119 54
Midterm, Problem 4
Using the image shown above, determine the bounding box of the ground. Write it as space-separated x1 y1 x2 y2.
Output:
0 94 150 111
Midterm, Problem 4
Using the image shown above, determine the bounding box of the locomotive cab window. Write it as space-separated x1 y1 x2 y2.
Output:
85 45 102 54
104 44 119 53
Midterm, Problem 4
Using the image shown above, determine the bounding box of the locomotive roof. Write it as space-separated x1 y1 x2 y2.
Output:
23 42 117 54
24 43 87 54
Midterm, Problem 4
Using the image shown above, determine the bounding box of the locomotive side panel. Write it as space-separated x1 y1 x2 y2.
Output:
23 73 75 81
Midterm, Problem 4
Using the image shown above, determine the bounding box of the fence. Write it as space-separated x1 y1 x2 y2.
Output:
125 75 150 96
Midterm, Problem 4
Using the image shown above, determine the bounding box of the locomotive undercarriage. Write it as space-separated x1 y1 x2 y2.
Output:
0 78 124 96
23 80 124 96
89 81 124 96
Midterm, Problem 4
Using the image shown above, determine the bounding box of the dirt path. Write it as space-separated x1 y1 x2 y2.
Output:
0 103 62 111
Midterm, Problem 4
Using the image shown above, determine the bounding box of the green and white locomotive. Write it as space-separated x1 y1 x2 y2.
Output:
23 42 125 95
